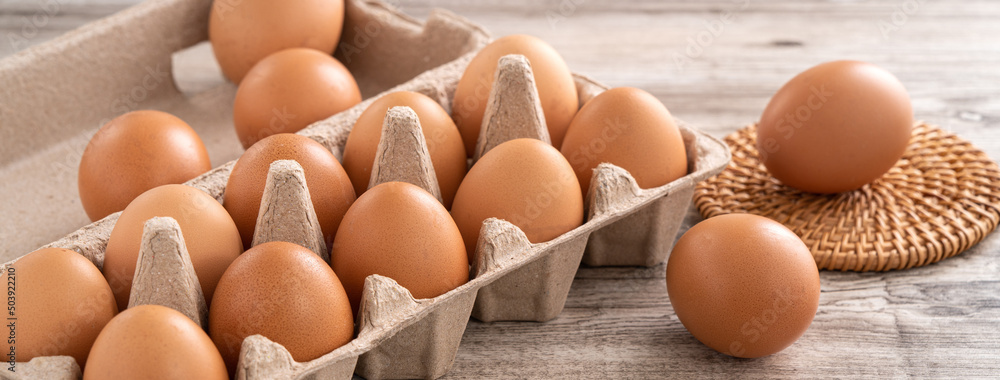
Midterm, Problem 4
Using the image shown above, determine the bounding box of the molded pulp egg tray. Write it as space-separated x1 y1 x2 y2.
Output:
0 0 730 379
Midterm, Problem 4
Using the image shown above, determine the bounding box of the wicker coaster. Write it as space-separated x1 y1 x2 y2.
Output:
694 123 1000 271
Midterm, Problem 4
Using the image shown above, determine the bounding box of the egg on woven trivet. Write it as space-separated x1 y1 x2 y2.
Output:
233 48 361 149
452 34 578 155
84 305 228 380
666 213 821 358
209 241 354 373
450 138 583 264
560 87 687 199
4 248 118 369
209 0 345 83
330 181 468 314
756 60 912 194
694 123 1000 271
104 184 243 312
342 91 467 208
78 110 211 221
224 133 356 250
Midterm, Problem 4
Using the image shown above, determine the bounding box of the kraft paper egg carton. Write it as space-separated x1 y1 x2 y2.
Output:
0 0 731 379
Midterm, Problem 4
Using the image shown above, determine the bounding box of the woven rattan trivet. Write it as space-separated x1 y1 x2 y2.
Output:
694 123 1000 271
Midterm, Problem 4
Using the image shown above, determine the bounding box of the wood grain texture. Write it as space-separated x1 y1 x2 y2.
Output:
2 0 999 378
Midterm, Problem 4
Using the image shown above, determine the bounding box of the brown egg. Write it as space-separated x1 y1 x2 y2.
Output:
209 241 354 372
224 133 356 250
78 110 211 221
104 184 243 311
84 304 228 380
331 182 468 313
666 214 820 358
757 60 913 193
450 138 583 264
4 248 117 369
233 48 361 149
560 87 688 198
452 34 579 156
342 91 468 208
209 0 345 83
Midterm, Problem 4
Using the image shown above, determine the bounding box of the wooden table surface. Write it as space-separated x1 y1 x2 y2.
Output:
3 0 999 378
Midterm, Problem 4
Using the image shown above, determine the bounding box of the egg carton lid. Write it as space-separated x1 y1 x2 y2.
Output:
694 123 1000 271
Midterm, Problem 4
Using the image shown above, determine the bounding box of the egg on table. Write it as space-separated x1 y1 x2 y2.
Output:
666 214 821 358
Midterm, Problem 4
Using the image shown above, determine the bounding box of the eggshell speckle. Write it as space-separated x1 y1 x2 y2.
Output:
666 214 820 358
78 110 211 221
452 35 578 155
560 87 687 198
4 248 117 369
331 181 468 313
343 91 467 208
757 60 913 193
223 133 356 250
209 241 354 372
83 304 228 380
233 48 361 149
104 184 243 311
209 0 345 83
450 138 583 264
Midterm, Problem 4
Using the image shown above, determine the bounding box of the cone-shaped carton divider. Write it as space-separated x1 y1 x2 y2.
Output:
357 275 421 332
252 160 329 261
474 218 534 278
128 216 208 327
587 163 644 220
368 106 444 203
7 356 80 380
236 334 296 380
473 54 551 162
